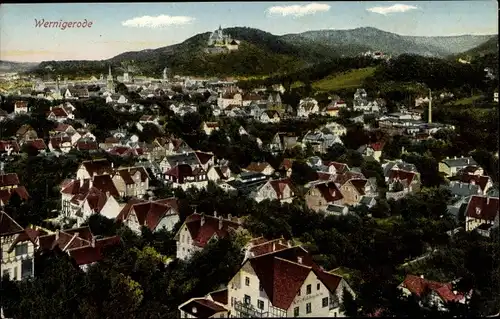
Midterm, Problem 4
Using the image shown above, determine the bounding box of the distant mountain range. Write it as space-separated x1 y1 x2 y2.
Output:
22 27 499 77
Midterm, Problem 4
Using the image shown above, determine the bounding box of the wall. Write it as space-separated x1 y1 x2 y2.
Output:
1 236 35 281
155 212 179 232
100 196 122 219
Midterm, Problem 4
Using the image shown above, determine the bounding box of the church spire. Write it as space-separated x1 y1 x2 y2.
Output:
108 65 112 77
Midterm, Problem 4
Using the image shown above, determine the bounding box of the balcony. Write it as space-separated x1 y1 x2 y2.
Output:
234 301 268 318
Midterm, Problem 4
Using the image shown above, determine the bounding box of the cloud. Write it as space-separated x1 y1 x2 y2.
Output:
266 3 331 17
122 15 195 28
366 4 418 15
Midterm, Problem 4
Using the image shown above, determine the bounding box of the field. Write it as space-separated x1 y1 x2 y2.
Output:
312 67 377 92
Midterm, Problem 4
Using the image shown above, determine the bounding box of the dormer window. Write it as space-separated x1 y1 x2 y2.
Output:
475 207 481 215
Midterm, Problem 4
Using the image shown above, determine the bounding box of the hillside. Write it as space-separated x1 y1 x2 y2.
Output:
282 27 495 57
456 37 499 59
29 27 497 78
0 61 39 73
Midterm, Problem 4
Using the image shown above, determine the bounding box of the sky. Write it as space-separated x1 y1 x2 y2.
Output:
0 1 498 62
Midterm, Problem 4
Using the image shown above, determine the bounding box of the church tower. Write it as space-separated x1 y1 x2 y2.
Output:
107 65 115 92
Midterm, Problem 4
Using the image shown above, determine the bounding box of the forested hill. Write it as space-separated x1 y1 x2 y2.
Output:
29 27 497 78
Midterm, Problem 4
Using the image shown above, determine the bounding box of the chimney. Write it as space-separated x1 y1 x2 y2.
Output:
228 213 232 220
420 275 424 279
214 210 217 218
297 256 303 264
55 229 60 240
201 214 205 226
91 236 96 247
272 242 276 251
219 215 223 230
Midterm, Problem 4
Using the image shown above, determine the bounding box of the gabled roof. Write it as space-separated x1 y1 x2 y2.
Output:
195 151 214 165
313 181 343 202
0 210 24 236
245 162 272 173
179 298 227 318
0 173 20 187
388 170 416 185
268 178 294 198
116 198 179 231
400 275 465 303
465 195 499 221
181 213 243 248
25 138 47 150
0 186 30 205
246 245 343 310
81 159 113 176
459 174 490 191
0 140 21 152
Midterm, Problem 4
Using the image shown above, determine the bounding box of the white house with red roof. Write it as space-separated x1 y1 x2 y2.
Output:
1 211 40 281
398 274 468 311
250 178 295 203
165 164 208 191
14 101 29 114
197 240 355 317
115 197 179 234
357 142 384 162
464 195 499 237
46 105 74 122
174 212 244 260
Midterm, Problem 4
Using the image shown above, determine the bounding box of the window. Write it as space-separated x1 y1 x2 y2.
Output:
245 277 250 286
317 283 321 291
2 269 9 279
244 295 251 305
293 307 299 317
13 267 18 280
15 243 28 256
257 300 264 310
306 303 312 314
306 284 312 294
219 314 224 318
322 297 329 308
21 259 32 278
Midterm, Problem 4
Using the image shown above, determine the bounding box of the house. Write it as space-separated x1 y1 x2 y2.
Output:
447 181 482 200
174 212 244 260
202 121 220 135
464 195 499 237
195 151 215 170
207 165 232 182
179 288 230 318
49 136 73 153
165 164 208 190
111 167 149 198
0 211 37 280
398 275 467 311
250 178 295 203
15 124 38 143
268 133 298 154
0 173 29 206
76 159 114 180
59 176 121 226
159 152 202 173
259 110 281 123
297 98 320 118
279 159 294 177
224 243 355 317
357 142 384 162
116 197 179 234
14 101 29 114
458 174 493 195
150 137 192 161
217 92 243 109
338 177 374 206
23 138 47 154
323 122 347 137
244 162 275 176
386 169 421 194
46 106 74 122
305 181 344 212
302 130 343 154
36 226 121 271
439 157 478 177
325 100 346 117
0 140 21 157
267 92 282 107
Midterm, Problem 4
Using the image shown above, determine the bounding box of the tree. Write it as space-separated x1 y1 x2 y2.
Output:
340 287 359 316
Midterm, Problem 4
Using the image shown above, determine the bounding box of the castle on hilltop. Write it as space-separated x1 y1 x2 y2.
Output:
205 26 240 54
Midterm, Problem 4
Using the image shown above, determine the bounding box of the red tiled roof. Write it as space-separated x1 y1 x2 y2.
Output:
323 161 349 174
249 238 290 257
16 124 35 137
117 198 178 231
459 174 490 192
25 138 47 150
349 179 368 196
315 182 343 202
195 151 213 165
179 298 227 317
204 122 219 128
0 186 30 205
269 178 294 198
466 196 499 221
0 210 24 236
114 167 149 184
401 275 465 303
54 123 72 132
370 142 385 152
209 289 228 305
0 140 21 153
248 246 343 310
316 172 334 181
388 170 416 185
0 173 20 187
280 158 294 170
15 101 28 109
76 140 98 150
67 235 121 266
50 136 72 149
334 171 365 186
81 159 113 176
184 213 243 248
